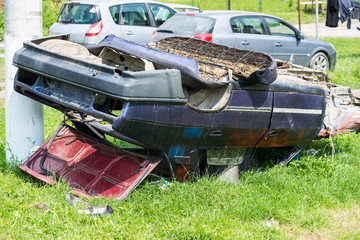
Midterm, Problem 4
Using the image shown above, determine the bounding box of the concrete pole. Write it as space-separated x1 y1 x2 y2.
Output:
4 0 44 163
315 0 319 40
298 0 301 31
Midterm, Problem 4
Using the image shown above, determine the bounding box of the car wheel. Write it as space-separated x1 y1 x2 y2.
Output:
309 52 329 72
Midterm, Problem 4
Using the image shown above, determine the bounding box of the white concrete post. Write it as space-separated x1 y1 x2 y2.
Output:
315 0 319 40
4 0 44 163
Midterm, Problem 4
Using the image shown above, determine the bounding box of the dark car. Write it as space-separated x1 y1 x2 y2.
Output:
152 11 336 71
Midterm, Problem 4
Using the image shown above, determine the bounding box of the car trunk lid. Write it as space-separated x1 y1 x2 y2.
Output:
18 124 162 200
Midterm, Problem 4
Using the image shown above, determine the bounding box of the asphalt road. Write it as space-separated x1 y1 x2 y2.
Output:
301 21 360 38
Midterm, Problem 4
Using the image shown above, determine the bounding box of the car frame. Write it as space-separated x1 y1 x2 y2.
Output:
152 11 336 71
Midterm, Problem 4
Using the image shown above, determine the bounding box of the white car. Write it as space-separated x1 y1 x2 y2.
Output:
49 0 199 45
165 3 202 13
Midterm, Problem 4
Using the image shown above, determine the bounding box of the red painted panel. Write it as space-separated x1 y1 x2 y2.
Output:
19 125 162 200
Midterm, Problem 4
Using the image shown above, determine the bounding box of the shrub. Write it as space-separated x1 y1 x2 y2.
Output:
0 9 4 41
42 0 67 36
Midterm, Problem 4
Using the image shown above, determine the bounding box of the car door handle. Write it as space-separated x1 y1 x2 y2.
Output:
268 130 278 137
210 130 222 137
125 31 134 35
241 41 249 46
275 42 283 47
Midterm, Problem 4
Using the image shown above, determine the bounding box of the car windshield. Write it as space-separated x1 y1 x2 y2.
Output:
174 8 201 13
158 15 215 35
57 3 99 24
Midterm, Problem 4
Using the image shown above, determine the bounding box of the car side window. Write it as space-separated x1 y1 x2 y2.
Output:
265 17 296 37
109 5 120 24
235 17 265 34
121 3 150 26
58 4 98 24
230 18 242 33
149 4 176 27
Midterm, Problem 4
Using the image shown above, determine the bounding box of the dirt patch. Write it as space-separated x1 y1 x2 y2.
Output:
283 206 360 239
0 81 4 99
328 207 360 235
285 228 329 240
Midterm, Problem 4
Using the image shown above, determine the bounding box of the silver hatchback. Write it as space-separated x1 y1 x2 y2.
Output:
152 11 336 71
49 0 200 45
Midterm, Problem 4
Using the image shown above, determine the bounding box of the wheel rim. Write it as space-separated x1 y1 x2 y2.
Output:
313 55 328 71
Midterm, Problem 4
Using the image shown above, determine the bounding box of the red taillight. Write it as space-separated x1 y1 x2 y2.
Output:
194 33 212 42
151 30 157 42
85 20 102 37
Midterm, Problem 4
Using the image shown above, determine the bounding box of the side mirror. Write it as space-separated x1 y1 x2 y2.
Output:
295 31 303 40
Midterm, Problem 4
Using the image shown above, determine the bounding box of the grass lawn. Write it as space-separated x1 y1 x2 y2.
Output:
1 2 358 238
159 0 327 24
0 58 3 84
0 37 360 238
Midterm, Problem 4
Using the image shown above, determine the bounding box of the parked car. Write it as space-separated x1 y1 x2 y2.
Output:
165 3 202 13
48 0 199 45
152 11 336 71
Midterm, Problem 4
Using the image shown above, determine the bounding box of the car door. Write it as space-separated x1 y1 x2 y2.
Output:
230 16 272 55
148 3 176 27
263 17 309 64
109 3 152 44
256 91 326 148
200 89 273 149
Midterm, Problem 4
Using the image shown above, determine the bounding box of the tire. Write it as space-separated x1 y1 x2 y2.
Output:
309 52 329 72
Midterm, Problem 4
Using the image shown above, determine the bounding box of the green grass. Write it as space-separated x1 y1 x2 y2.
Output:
0 37 360 238
160 0 327 24
1 1 360 234
326 38 360 89
0 58 3 84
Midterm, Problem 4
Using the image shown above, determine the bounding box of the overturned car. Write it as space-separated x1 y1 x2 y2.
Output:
13 35 360 200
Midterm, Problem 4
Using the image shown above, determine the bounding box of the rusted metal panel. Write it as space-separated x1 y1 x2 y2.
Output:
318 86 360 137
19 125 161 200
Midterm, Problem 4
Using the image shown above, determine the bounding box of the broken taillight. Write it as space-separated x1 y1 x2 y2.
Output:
151 30 157 42
194 33 213 42
85 20 103 37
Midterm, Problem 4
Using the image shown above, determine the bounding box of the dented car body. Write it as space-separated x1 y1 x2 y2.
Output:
13 35 360 199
